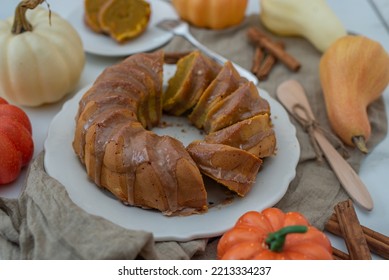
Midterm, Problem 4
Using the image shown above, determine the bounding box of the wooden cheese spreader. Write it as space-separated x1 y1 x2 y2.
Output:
276 79 374 211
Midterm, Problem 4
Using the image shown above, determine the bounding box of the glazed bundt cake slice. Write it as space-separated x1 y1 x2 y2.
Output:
187 141 262 197
73 93 138 162
84 0 106 33
98 0 151 43
83 110 138 186
124 50 164 128
203 81 270 133
163 51 221 115
81 51 163 129
99 122 208 215
74 51 163 159
204 114 276 158
188 61 247 129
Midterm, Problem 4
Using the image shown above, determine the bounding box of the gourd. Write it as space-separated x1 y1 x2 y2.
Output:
319 35 389 153
172 0 248 30
0 97 34 185
217 208 333 260
260 0 347 53
0 0 85 107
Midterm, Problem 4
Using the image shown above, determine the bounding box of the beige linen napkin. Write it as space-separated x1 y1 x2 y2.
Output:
0 15 387 260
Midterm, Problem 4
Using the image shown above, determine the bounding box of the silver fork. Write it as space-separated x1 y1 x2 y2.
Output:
157 19 258 85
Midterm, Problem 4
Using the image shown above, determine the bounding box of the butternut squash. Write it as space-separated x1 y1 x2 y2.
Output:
260 0 347 53
319 35 389 152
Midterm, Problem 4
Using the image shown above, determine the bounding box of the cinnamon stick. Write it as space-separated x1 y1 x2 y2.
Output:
325 213 389 259
247 27 301 72
363 228 389 259
332 246 350 260
256 41 285 80
334 199 372 260
164 51 191 64
251 46 264 74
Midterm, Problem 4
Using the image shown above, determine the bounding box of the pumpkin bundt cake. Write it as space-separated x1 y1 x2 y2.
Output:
73 51 207 216
73 50 277 216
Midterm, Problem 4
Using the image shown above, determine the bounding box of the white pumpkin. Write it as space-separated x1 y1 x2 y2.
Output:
0 5 85 106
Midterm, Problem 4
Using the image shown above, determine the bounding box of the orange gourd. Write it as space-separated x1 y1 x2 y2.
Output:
172 0 248 30
217 208 333 260
319 35 389 152
0 97 34 185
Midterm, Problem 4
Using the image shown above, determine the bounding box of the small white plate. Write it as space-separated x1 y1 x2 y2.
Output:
44 64 300 242
67 0 178 56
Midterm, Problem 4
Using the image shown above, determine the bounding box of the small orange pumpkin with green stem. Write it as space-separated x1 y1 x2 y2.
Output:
217 208 333 260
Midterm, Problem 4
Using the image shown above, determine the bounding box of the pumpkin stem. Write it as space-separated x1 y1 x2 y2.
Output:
11 0 51 34
265 225 308 252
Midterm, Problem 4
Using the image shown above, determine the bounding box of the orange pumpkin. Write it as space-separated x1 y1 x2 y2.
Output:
0 97 34 185
172 0 248 29
217 208 333 260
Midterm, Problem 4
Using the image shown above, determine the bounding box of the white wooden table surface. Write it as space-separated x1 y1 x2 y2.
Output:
1 0 389 259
